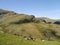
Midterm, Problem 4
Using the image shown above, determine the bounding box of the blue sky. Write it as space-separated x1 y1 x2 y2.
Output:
0 0 60 19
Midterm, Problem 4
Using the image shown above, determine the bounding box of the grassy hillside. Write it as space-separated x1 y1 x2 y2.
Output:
1 22 60 41
0 9 60 45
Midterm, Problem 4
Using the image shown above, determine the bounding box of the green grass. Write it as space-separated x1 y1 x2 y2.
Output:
0 33 60 45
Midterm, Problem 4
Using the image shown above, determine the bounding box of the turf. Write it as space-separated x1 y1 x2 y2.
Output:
0 33 60 45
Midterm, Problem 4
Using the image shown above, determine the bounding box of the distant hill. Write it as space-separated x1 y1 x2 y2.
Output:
0 9 17 15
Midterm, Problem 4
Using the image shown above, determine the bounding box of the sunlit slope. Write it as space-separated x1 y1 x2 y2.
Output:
0 9 60 41
2 23 60 40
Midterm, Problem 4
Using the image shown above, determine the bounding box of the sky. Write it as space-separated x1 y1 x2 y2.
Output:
0 0 60 19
